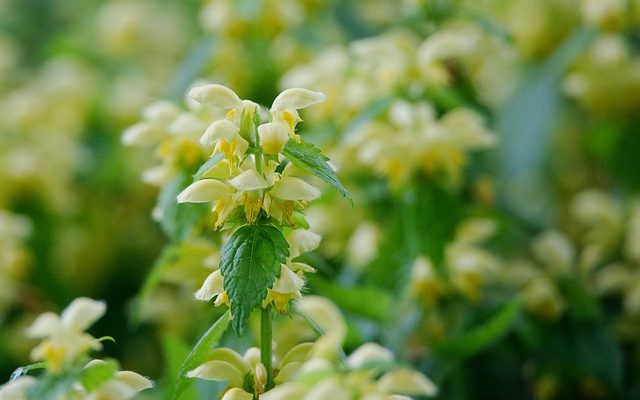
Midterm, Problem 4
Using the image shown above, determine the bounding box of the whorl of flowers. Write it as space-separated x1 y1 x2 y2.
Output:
0 298 153 400
170 83 349 335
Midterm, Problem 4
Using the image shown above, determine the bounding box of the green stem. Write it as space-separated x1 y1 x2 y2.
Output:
261 306 274 390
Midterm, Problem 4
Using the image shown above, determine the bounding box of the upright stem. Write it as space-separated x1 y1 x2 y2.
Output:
261 306 274 390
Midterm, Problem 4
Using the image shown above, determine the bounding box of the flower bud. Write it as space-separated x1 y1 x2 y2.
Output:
255 362 268 388
258 122 290 154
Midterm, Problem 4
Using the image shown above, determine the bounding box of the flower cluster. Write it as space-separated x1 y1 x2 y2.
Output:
340 99 496 187
188 296 437 400
0 298 152 400
172 84 335 319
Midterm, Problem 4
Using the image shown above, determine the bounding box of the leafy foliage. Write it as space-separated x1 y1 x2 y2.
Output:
170 312 231 400
434 299 520 359
79 360 118 392
283 140 352 203
308 276 393 322
368 183 462 291
219 223 290 335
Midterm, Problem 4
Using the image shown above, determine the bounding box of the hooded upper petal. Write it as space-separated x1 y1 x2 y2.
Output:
272 88 326 111
270 177 321 201
228 170 270 191
60 297 106 332
188 84 243 109
200 120 240 146
177 179 233 203
194 270 224 301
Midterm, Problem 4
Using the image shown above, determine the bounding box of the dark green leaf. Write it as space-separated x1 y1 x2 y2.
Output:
561 278 602 322
80 359 119 392
220 224 290 335
368 183 461 291
434 299 520 359
170 312 231 400
308 276 393 322
283 140 351 203
163 335 198 400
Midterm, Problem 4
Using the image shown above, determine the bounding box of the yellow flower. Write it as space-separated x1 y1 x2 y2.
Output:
270 88 326 141
78 360 153 400
27 297 106 372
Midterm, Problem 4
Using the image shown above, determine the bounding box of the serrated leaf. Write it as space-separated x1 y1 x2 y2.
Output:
434 299 520 359
283 140 351 203
170 312 231 400
158 173 209 242
220 223 290 335
80 360 119 392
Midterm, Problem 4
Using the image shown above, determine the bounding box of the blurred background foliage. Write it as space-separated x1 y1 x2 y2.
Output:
2 0 640 399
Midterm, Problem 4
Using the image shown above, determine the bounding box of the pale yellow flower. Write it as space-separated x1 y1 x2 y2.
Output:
27 297 106 372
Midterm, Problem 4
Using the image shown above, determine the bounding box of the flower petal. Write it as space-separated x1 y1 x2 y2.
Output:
228 170 270 191
188 84 243 108
207 348 252 374
377 369 438 397
258 122 290 154
187 360 244 387
272 266 305 293
287 229 321 258
121 122 163 145
27 312 61 338
346 342 394 369
221 388 254 400
261 383 308 400
0 376 37 399
200 120 240 147
114 370 154 392
270 177 320 201
195 270 224 301
177 179 233 203
61 297 106 332
272 88 326 111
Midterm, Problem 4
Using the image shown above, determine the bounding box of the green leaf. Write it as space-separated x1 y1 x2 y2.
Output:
308 276 393 322
193 153 225 179
283 140 351 203
496 27 595 224
220 223 290 335
80 359 119 392
434 299 520 359
163 335 198 400
368 183 461 291
561 278 602 322
170 312 231 400
158 173 209 242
